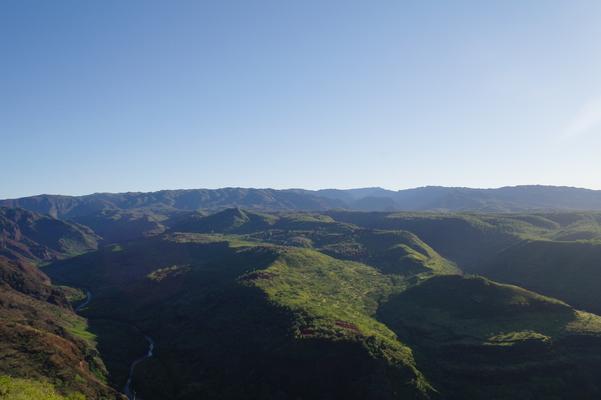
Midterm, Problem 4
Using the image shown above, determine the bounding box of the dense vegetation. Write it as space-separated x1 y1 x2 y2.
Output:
379 275 601 399
3 202 601 399
45 235 435 399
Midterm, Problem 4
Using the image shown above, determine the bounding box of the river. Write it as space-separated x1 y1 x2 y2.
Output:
75 290 155 400
123 335 155 400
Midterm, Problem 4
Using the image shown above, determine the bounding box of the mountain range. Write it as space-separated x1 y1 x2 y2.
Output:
4 185 601 218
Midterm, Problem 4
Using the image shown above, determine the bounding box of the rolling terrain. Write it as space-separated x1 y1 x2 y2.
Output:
3 202 601 399
378 275 601 399
327 210 601 316
482 240 601 314
45 235 433 399
39 207 601 399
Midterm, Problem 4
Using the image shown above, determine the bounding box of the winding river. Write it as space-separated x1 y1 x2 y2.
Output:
75 290 92 312
75 290 155 400
123 335 155 400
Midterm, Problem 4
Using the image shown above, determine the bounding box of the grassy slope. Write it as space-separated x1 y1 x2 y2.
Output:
175 208 460 276
45 234 436 400
379 275 601 345
0 376 85 400
325 211 522 269
245 248 432 394
66 207 601 323
326 210 601 266
324 211 601 318
318 230 460 275
40 209 601 399
483 239 601 313
378 275 601 399
0 258 119 400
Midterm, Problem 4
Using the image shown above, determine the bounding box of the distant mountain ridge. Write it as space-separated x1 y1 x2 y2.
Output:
3 185 601 217
0 188 345 218
314 185 601 212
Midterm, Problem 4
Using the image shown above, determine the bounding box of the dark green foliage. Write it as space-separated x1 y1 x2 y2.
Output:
484 240 601 313
45 236 435 399
326 211 520 269
169 209 458 276
378 275 601 399
86 320 149 390
333 230 459 275
71 209 166 243
169 208 277 234
7 206 601 399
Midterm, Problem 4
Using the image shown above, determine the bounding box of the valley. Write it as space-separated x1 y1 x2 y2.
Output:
6 1 600 397
2 195 601 399
123 335 154 400
74 290 155 400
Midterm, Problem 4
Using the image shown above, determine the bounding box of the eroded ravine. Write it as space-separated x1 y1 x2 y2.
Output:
75 290 155 400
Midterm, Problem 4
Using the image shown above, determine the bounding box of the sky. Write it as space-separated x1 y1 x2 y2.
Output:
2 0 601 198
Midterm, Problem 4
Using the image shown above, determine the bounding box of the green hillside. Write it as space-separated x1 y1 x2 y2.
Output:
2 207 601 399
326 210 601 270
169 208 277 233
378 275 601 399
326 211 521 269
71 209 167 243
0 257 119 399
45 235 436 399
43 225 601 399
0 376 85 400
170 208 459 276
484 240 601 313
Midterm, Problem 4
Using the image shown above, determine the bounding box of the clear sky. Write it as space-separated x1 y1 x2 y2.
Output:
2 1 601 198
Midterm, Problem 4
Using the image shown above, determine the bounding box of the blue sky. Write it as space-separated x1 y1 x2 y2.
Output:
2 1 601 198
